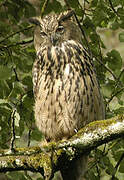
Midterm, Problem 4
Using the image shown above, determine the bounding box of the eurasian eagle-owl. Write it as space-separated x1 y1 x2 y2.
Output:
32 11 105 180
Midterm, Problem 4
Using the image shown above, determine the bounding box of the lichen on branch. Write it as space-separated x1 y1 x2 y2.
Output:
0 115 124 179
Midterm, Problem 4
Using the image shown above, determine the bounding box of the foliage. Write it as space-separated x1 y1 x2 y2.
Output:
0 0 124 179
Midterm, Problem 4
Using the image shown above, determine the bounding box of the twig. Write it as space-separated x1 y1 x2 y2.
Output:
63 2 90 55
28 129 31 147
0 38 33 49
97 36 103 62
116 69 124 86
108 87 124 104
95 35 119 81
111 152 124 180
10 109 16 151
111 69 124 91
96 164 101 178
13 67 19 82
94 55 117 80
0 25 33 44
73 12 92 57
108 0 118 17
41 0 49 17
27 111 33 147
82 0 86 19
24 171 33 180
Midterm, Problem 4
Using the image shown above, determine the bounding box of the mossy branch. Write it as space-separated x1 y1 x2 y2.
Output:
0 115 124 179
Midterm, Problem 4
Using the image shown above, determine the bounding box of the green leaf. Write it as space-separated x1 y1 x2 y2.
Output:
7 171 27 180
22 94 33 110
119 159 124 173
113 150 124 162
0 105 11 116
114 107 124 115
24 2 36 18
8 82 25 99
111 20 120 30
101 81 114 98
0 99 8 104
0 66 12 80
90 0 98 7
22 76 33 90
117 7 124 17
90 33 99 43
31 128 43 141
44 0 62 14
107 50 122 72
37 178 43 180
106 163 115 175
120 70 124 83
119 32 124 42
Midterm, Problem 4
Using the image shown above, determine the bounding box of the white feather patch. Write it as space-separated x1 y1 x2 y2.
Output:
64 64 70 75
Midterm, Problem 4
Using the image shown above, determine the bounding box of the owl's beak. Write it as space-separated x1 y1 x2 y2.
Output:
50 34 58 46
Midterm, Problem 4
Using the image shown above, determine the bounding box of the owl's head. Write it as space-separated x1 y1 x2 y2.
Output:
30 11 82 52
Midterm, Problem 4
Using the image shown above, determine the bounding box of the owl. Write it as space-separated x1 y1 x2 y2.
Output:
31 11 105 180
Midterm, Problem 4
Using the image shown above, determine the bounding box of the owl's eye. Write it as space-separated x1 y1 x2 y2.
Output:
56 26 64 34
40 31 47 37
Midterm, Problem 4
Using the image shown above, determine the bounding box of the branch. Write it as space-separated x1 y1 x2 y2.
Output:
0 38 33 49
0 26 33 44
41 0 49 17
0 115 124 179
108 87 124 103
111 152 124 179
94 55 118 81
108 0 118 17
10 109 16 151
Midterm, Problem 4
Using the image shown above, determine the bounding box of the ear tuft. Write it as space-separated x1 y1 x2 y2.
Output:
58 10 74 23
28 17 41 26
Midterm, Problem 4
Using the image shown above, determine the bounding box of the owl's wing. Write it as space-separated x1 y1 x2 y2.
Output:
78 47 105 122
54 45 105 133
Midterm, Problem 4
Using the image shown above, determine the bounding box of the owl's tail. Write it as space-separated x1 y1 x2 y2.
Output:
60 155 88 180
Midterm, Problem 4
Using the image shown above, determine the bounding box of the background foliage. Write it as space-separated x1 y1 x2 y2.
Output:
0 0 124 179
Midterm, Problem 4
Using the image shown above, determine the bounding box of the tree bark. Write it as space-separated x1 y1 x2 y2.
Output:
0 115 124 179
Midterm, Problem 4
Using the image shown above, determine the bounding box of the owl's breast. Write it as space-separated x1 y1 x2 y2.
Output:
34 66 79 141
33 41 105 141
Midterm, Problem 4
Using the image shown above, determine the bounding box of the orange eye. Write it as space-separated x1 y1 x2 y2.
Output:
56 26 64 33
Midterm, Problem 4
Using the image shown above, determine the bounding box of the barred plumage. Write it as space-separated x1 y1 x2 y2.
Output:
32 11 105 179
33 40 104 141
